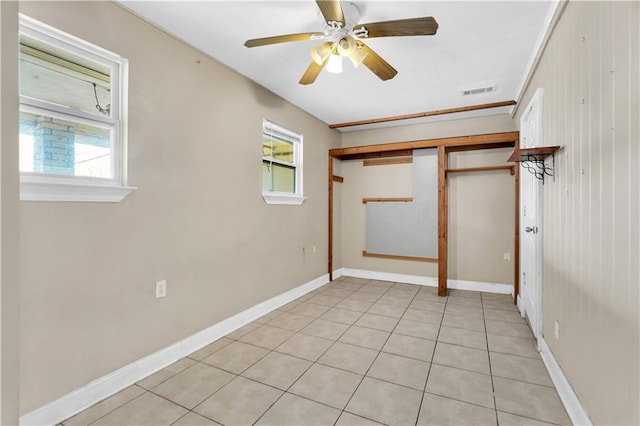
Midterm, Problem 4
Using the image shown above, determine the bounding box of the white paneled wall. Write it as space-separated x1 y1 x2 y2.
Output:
516 2 639 424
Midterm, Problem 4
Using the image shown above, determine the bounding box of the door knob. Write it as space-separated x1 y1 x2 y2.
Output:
525 226 538 234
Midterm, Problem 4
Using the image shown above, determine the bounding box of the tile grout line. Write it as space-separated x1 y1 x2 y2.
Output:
413 288 450 426
166 292 513 425
208 292 544 424
331 279 399 425
141 352 279 419
187 281 367 426
419 292 544 412
74 281 456 426
249 288 408 365
168 411 193 426
251 279 380 426
79 385 148 426
94 291 499 426
136 357 234 424
334 281 424 426
251 280 368 426
480 292 501 426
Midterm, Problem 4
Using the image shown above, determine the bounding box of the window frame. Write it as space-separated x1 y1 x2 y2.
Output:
18 15 135 202
261 119 305 205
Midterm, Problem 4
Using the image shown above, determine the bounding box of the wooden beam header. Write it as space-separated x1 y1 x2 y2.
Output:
330 132 519 160
329 100 516 129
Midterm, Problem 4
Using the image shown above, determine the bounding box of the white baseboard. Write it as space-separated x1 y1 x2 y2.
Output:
20 274 330 426
338 268 512 294
332 267 344 280
539 337 592 426
516 294 524 314
447 278 513 295
339 268 437 286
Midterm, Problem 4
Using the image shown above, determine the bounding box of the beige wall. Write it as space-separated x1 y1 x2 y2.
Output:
448 148 514 284
339 115 517 283
515 1 639 424
18 1 340 413
1 2 20 423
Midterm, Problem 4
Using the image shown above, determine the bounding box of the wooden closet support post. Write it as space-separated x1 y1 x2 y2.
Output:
328 155 333 281
437 146 448 297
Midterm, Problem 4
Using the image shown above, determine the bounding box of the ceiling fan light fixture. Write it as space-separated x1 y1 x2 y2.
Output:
244 2 438 85
348 48 367 68
310 42 333 65
326 54 343 74
336 36 357 57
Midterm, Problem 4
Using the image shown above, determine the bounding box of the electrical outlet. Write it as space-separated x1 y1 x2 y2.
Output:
155 280 167 299
554 320 560 341
504 252 511 261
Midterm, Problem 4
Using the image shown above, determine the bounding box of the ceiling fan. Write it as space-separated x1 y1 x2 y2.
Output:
244 0 438 85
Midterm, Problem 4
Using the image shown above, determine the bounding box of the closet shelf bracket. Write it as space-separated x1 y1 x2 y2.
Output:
507 145 561 183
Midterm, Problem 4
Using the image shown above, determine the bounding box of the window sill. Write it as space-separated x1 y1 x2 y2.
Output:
20 174 136 202
262 192 306 205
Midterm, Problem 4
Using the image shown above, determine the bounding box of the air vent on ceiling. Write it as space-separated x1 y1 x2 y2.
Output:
462 84 497 96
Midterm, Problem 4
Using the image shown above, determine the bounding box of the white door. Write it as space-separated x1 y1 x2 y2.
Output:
519 88 544 346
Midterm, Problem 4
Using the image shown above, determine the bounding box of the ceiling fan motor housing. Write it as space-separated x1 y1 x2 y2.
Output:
322 2 364 43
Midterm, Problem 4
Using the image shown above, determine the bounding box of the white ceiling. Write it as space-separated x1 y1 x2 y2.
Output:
119 1 554 131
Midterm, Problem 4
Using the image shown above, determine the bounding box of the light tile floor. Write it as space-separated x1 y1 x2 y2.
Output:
62 277 571 426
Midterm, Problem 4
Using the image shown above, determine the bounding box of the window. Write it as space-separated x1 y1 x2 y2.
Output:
262 119 304 205
18 15 134 202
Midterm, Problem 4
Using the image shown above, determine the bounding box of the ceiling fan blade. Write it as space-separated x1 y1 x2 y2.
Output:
357 41 398 81
316 0 344 24
355 17 438 38
244 32 324 48
299 56 329 85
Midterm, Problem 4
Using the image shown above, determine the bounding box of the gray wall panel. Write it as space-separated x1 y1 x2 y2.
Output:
366 149 437 258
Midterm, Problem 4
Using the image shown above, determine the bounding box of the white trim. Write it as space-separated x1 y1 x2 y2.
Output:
340 268 437 286
262 192 306 205
262 119 302 143
539 337 593 426
19 274 330 426
18 14 131 201
20 176 136 202
519 87 544 344
517 294 525 317
19 14 122 64
332 267 345 280
262 119 304 204
20 97 116 126
339 268 512 294
447 278 512 295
